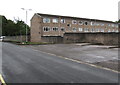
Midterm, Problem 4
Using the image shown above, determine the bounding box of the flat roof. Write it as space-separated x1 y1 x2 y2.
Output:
37 13 117 23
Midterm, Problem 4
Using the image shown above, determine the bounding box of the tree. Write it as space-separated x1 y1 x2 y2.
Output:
1 15 30 36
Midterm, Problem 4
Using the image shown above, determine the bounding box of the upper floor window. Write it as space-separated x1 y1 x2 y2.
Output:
61 19 65 23
67 23 71 27
90 22 95 26
78 21 83 25
111 24 114 27
96 23 100 26
43 18 50 23
43 27 51 32
84 21 88 25
72 20 77 24
52 18 58 23
108 24 111 27
101 23 104 26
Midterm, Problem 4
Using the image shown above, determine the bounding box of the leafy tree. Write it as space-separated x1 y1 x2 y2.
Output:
1 15 30 36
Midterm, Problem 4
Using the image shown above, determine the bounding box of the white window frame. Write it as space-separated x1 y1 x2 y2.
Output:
52 18 58 23
108 29 111 32
72 27 77 32
61 19 65 23
52 27 59 31
72 20 77 24
90 22 95 26
101 28 104 32
116 24 118 28
43 27 51 32
43 18 50 23
111 24 114 27
84 21 89 25
78 21 83 25
79 28 83 32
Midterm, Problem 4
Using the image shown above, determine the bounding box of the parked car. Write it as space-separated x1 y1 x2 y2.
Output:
0 36 5 41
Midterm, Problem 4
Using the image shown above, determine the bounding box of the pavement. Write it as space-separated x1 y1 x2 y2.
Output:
25 43 118 63
2 43 119 83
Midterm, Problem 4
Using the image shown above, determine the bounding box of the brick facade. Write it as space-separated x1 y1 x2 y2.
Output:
30 13 119 45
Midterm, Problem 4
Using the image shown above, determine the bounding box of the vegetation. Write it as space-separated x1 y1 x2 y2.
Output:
4 40 54 45
1 15 30 36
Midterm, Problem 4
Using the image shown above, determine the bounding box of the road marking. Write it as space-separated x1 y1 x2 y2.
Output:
0 74 6 85
23 46 120 73
33 49 120 74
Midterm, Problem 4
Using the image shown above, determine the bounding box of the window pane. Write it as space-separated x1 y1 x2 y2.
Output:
53 19 58 23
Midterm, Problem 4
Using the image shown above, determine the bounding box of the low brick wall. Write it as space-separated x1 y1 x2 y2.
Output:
63 33 119 45
4 35 30 42
41 36 63 43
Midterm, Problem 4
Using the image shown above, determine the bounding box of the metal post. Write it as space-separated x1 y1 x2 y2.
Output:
21 8 32 42
26 10 28 42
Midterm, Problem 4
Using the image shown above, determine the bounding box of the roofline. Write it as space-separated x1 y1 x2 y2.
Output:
36 13 117 23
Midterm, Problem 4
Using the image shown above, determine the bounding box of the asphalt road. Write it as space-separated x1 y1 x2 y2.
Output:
2 43 119 83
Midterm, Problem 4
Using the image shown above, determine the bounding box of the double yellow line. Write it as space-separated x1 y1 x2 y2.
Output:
0 74 6 85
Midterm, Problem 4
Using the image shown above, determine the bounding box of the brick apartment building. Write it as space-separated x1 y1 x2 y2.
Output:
30 13 119 44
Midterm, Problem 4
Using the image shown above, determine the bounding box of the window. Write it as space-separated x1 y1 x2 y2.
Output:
101 29 104 32
61 27 65 31
78 21 83 25
116 29 119 32
111 24 114 27
67 23 71 27
73 28 77 32
116 24 118 28
108 24 111 27
96 23 100 26
108 29 111 32
72 20 77 24
43 27 51 32
90 28 94 32
84 28 89 32
84 22 88 25
43 18 50 23
101 23 104 26
61 19 65 23
90 22 94 26
79 28 83 32
52 18 58 23
53 27 58 31
95 28 99 32
112 29 115 32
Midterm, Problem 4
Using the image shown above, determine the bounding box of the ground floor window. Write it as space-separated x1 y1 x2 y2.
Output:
72 28 77 32
61 27 65 31
43 27 50 32
79 28 83 32
53 27 58 31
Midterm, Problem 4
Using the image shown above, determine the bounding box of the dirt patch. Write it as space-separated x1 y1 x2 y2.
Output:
92 59 119 71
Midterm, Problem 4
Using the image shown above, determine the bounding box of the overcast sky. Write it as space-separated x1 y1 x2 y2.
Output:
0 0 119 25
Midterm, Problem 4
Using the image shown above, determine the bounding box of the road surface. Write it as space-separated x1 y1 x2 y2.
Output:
2 43 118 83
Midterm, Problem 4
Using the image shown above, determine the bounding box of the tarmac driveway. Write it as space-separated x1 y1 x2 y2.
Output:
25 43 118 63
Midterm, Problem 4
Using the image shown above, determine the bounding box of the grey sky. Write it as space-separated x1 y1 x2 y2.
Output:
0 0 119 25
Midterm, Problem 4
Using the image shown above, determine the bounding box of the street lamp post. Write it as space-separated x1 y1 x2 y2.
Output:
21 8 32 42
